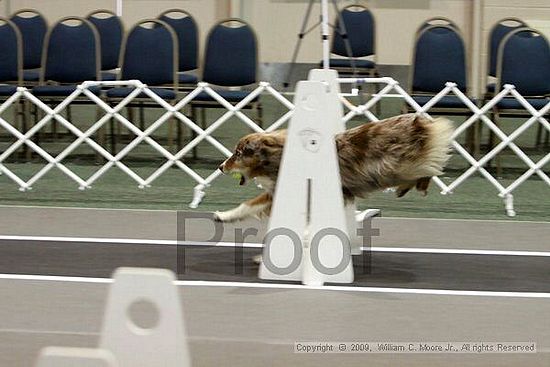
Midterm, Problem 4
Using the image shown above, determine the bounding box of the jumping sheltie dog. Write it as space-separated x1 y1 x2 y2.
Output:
215 113 454 222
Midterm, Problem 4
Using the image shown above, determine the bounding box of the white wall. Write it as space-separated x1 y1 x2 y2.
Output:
240 0 472 65
1 0 549 72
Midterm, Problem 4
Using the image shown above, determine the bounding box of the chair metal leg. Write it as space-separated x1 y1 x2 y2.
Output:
373 69 382 116
167 102 175 151
96 105 104 163
474 120 481 158
125 106 134 141
63 104 72 139
535 123 543 149
12 100 20 159
110 103 117 155
494 111 502 177
139 102 145 131
487 110 496 170
256 101 263 129
465 122 475 155
176 108 183 151
26 101 38 160
191 106 198 160
200 107 206 129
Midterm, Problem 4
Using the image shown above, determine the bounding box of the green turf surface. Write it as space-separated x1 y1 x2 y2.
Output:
0 95 548 221
0 162 548 222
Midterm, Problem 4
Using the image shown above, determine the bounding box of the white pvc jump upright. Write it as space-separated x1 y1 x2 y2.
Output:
34 267 191 367
35 347 117 367
259 69 354 285
99 268 191 367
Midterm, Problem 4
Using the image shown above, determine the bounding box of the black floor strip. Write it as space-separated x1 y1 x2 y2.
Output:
0 240 548 292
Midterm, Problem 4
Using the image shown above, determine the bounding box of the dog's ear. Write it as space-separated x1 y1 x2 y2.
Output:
258 136 283 166
260 135 283 148
242 140 258 157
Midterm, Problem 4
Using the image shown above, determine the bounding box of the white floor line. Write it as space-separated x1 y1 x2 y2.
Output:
0 328 99 337
1 234 549 256
2 205 548 224
0 204 174 213
369 247 550 257
0 328 294 345
1 273 549 299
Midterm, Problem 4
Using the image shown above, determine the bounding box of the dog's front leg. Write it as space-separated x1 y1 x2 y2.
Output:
214 192 272 223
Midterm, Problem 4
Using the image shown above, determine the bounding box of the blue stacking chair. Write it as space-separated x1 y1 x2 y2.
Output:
31 17 101 145
87 10 124 81
191 19 261 129
405 18 477 152
494 27 550 150
34 17 101 96
484 18 527 99
407 19 472 113
329 4 378 78
0 17 26 156
10 9 47 84
0 17 23 97
105 19 179 154
158 9 199 88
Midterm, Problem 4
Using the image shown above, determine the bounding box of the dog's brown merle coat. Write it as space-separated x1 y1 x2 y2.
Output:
215 113 454 222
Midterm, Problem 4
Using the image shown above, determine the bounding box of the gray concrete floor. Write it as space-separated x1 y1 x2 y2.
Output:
0 206 549 366
0 279 549 367
1 205 549 251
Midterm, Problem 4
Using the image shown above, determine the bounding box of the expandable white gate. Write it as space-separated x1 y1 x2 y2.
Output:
0 78 548 216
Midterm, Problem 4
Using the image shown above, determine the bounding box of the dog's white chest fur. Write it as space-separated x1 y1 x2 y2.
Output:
254 177 275 192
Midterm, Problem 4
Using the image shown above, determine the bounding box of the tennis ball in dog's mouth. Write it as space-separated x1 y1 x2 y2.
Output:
231 172 246 186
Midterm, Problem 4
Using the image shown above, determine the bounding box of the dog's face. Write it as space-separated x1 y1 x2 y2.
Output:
219 131 286 185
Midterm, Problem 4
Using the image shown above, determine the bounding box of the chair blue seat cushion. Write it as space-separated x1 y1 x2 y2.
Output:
23 70 40 82
412 95 476 108
32 85 101 96
105 87 177 100
0 85 17 96
179 73 198 85
496 97 549 110
101 71 118 81
193 90 258 103
328 58 375 69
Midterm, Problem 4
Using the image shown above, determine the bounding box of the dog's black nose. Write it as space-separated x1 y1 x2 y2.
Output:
218 164 224 172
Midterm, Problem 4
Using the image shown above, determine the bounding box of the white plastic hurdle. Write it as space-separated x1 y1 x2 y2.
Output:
0 77 548 216
259 69 355 285
34 267 191 367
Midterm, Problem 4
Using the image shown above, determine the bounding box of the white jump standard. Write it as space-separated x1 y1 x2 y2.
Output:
260 69 368 286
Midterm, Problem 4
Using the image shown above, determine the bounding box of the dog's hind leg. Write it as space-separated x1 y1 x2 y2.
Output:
415 176 431 196
214 192 272 222
396 183 414 198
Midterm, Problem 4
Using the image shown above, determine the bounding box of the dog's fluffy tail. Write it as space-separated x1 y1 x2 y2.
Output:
422 117 454 176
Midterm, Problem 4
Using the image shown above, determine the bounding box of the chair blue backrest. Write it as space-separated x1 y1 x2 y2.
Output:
412 24 467 93
120 19 177 86
10 9 47 70
159 9 198 72
416 17 459 35
331 5 375 57
488 18 526 77
0 18 22 83
202 19 257 87
87 10 124 71
497 27 550 96
42 17 100 83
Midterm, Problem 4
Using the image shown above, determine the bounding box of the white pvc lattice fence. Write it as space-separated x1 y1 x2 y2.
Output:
0 78 548 216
